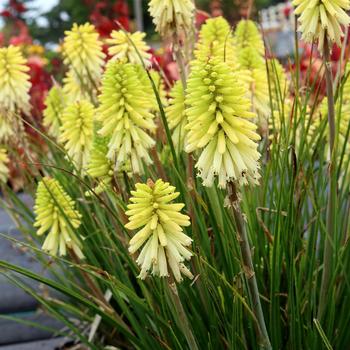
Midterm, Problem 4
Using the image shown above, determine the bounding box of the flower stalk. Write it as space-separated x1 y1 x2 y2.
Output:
168 280 199 350
228 182 272 350
318 35 338 320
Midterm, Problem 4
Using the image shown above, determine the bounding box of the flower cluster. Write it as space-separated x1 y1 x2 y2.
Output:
0 45 31 114
166 81 187 152
59 100 94 170
195 17 237 69
148 0 195 37
293 0 350 52
62 23 105 86
97 60 156 174
126 179 193 282
43 86 66 138
316 69 350 166
107 30 151 66
233 19 265 56
267 58 291 138
233 20 269 118
0 46 31 142
34 177 83 258
0 113 15 142
186 57 261 188
0 148 9 183
87 132 114 195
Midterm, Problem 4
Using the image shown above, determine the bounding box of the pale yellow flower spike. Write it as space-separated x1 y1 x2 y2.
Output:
59 100 94 170
34 177 84 258
186 57 261 188
62 69 94 104
97 60 156 175
43 86 66 138
166 80 187 153
315 68 350 180
62 23 105 85
233 20 269 118
293 0 350 52
0 148 9 183
148 0 195 37
0 113 15 142
107 30 152 66
0 46 31 114
125 179 193 283
86 132 115 195
195 16 238 70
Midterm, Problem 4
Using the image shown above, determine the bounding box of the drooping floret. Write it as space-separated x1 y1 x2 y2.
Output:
293 0 350 52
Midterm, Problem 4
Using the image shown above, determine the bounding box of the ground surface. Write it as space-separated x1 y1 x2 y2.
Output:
0 194 67 349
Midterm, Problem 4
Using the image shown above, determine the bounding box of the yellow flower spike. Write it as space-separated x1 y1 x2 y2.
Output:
316 69 350 168
185 57 261 188
62 23 105 85
34 177 84 258
126 179 193 282
62 69 95 104
233 20 269 118
267 58 291 138
293 0 350 52
0 148 9 183
233 20 265 56
0 113 15 142
43 86 66 138
0 46 31 114
107 30 152 66
59 100 94 170
86 131 115 195
148 0 195 37
195 17 238 70
166 80 187 152
97 60 156 174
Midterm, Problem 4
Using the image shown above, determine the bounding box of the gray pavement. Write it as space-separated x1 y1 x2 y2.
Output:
0 194 65 349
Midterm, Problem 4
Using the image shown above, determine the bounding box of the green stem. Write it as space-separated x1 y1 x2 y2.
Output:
228 183 272 350
317 35 338 320
168 281 199 350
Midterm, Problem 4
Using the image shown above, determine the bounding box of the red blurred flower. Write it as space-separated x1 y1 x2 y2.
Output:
0 10 12 18
88 0 130 37
195 10 210 29
27 57 52 117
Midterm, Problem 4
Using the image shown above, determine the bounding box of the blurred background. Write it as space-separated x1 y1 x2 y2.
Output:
0 0 287 45
1 1 349 349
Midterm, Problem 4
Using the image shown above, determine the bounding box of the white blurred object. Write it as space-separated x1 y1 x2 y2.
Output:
260 2 295 59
